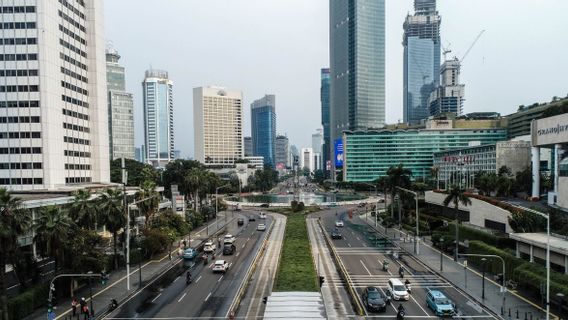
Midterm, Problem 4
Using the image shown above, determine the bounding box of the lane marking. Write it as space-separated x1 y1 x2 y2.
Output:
360 259 372 276
205 292 212 301
236 252 240 257
242 243 246 248
218 275 224 282
229 262 233 268
151 293 161 303
174 276 180 282
195 275 202 283
177 292 187 302
363 243 367 247
208 262 214 268
348 243 352 247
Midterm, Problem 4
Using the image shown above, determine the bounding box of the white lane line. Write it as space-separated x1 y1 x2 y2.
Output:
177 292 187 302
218 275 224 282
409 292 430 316
208 262 214 268
174 276 180 282
242 243 246 248
347 243 352 247
360 259 372 276
236 252 240 257
205 292 212 301
229 262 233 268
151 293 162 303
363 243 367 247
356 236 361 241
195 275 202 283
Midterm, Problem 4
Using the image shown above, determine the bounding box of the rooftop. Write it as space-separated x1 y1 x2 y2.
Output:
509 233 568 255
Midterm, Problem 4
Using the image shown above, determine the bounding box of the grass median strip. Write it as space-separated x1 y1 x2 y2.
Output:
274 212 318 292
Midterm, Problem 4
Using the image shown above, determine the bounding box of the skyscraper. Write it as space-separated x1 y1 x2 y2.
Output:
320 68 331 172
403 0 441 124
275 135 289 169
0 0 110 190
194 86 243 166
312 129 323 170
301 148 314 172
106 48 134 160
330 0 386 167
143 70 174 168
429 58 465 117
251 95 276 167
244 136 253 157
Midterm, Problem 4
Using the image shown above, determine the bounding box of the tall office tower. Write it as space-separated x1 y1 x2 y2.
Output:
290 145 299 169
403 0 441 125
429 58 465 117
143 69 174 168
275 135 289 169
244 136 253 156
320 68 330 172
300 148 314 172
106 48 134 160
193 86 243 166
330 0 386 168
0 0 109 190
312 129 323 170
251 94 276 167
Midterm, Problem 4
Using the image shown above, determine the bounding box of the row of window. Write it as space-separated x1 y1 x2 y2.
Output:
58 10 85 32
62 94 89 108
60 52 87 71
0 53 38 61
0 22 36 29
0 6 35 13
0 69 39 77
0 162 42 169
59 24 86 45
0 101 39 108
64 150 90 158
0 38 37 45
62 108 89 120
0 116 40 123
61 80 88 95
0 178 43 185
63 122 90 133
65 163 90 170
66 177 91 184
0 147 42 154
0 85 39 93
61 66 87 83
0 131 41 139
64 136 90 145
60 38 86 58
59 0 85 19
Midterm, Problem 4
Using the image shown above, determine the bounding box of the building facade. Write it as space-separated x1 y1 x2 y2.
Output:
429 58 464 117
506 98 567 139
244 156 264 170
275 135 289 169
143 69 174 168
193 86 243 166
311 129 323 170
0 0 110 190
106 48 134 160
320 68 330 172
244 136 253 157
403 0 441 124
329 0 385 164
251 94 276 167
301 147 314 172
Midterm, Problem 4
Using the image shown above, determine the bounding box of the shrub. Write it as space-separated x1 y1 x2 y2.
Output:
141 228 170 258
7 283 49 320
467 240 524 277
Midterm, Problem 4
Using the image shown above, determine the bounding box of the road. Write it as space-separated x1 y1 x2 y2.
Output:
105 210 271 319
313 207 497 319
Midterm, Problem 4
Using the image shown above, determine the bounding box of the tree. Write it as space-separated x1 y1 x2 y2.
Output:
430 166 440 190
514 166 532 195
34 206 73 273
137 181 159 227
442 186 471 261
110 158 159 187
0 189 31 320
98 188 125 270
386 164 412 218
162 159 203 196
69 189 96 229
313 169 326 185
498 166 512 177
186 167 205 211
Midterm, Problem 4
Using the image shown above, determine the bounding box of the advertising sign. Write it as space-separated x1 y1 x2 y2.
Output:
334 138 344 168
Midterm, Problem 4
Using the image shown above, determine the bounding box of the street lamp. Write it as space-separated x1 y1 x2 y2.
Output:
361 182 378 225
440 237 444 271
215 184 231 231
396 186 420 255
481 258 487 300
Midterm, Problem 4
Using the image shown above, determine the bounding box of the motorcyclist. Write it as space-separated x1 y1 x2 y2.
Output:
399 266 405 278
404 279 411 293
109 298 118 311
397 304 405 319
186 270 192 284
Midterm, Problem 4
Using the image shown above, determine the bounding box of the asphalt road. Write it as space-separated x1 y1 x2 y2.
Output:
106 210 271 319
314 207 497 319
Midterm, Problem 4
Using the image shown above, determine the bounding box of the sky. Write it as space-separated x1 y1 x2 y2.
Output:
104 0 568 158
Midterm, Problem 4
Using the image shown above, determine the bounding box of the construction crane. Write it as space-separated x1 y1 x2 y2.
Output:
441 41 452 61
460 29 485 64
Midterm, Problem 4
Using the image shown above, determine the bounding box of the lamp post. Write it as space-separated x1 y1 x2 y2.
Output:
440 237 444 271
459 253 506 312
481 258 487 300
215 184 231 231
362 183 378 225
396 186 420 255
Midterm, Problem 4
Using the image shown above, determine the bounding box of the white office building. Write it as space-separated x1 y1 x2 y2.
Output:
143 69 174 168
0 0 110 190
193 86 243 166
301 148 314 172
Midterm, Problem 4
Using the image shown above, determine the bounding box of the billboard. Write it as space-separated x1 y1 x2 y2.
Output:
334 138 344 168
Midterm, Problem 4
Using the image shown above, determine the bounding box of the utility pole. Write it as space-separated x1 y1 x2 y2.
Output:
122 158 131 291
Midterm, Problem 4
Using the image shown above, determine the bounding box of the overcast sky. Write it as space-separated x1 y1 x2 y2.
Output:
104 0 568 158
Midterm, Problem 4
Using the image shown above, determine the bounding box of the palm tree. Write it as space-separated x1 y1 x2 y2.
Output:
186 167 205 211
386 164 412 219
443 186 472 261
99 188 125 270
34 206 74 273
430 166 440 190
0 188 31 320
69 189 97 229
137 180 159 227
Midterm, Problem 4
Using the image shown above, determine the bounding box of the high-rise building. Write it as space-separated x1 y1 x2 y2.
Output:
301 148 314 172
244 136 253 156
0 1 110 190
106 48 134 160
403 0 441 124
312 129 323 170
429 58 465 117
320 68 331 172
251 94 276 167
329 0 386 159
135 146 146 163
275 135 289 169
290 145 299 169
193 86 243 166
143 69 174 168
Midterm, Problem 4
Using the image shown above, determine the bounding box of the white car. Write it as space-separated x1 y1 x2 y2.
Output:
212 260 229 273
387 278 409 301
257 223 266 231
223 234 236 244
259 212 267 219
335 220 344 227
203 241 216 253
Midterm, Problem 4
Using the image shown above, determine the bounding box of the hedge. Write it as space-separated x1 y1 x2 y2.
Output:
467 240 524 277
7 283 49 320
513 263 568 298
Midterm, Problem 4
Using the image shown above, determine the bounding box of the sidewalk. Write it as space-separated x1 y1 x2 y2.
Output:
359 214 554 320
25 211 234 320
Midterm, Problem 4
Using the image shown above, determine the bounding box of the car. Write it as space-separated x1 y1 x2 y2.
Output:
235 204 242 211
331 228 342 239
203 241 216 253
223 234 236 244
212 260 229 273
259 212 267 219
387 278 409 301
335 220 344 227
182 248 197 260
260 203 270 208
237 218 244 226
257 223 266 231
249 216 256 221
222 244 236 255
426 290 456 317
357 203 365 208
362 286 389 312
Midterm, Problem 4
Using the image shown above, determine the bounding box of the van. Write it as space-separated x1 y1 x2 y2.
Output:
387 278 409 301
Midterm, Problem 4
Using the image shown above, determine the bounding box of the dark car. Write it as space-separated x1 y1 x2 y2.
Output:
331 228 342 239
223 244 236 255
260 203 270 208
362 286 389 312
237 218 244 226
249 216 256 221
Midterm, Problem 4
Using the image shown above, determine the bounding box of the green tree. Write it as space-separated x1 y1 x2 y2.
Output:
477 172 498 196
313 169 326 185
0 189 32 320
430 166 440 190
110 158 159 186
186 167 205 210
137 181 160 227
69 189 97 229
498 165 513 177
514 166 532 195
386 164 412 218
34 206 73 273
99 188 125 270
442 186 471 261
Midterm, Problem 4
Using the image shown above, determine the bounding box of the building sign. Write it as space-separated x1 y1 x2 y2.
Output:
532 113 568 146
334 138 344 168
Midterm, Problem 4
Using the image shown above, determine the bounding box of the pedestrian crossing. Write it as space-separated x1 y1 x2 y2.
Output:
324 274 452 289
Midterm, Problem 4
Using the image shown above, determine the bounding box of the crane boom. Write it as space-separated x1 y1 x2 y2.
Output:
460 29 485 63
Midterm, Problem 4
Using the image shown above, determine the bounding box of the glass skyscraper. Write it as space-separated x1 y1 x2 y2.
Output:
251 95 276 167
403 0 441 125
321 68 330 172
329 0 386 165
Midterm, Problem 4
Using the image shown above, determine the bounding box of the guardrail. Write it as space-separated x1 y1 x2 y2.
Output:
316 219 365 316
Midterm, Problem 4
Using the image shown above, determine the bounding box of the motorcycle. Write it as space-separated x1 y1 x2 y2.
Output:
186 277 192 285
108 299 118 312
405 280 411 294
397 308 405 320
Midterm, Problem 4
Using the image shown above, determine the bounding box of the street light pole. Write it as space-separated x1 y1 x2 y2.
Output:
396 186 419 255
481 258 487 300
440 237 444 271
215 184 231 232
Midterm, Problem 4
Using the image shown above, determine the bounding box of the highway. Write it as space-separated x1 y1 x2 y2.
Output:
313 207 497 319
105 209 271 319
